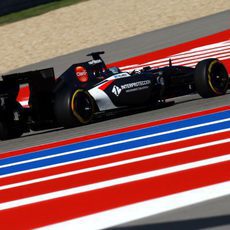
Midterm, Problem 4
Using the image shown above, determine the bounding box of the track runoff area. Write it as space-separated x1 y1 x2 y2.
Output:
0 29 230 229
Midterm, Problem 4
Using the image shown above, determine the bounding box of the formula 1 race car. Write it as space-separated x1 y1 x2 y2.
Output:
0 51 229 140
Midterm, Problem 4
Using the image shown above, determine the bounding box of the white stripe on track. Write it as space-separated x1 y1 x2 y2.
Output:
150 52 230 67
1 138 229 190
40 181 230 230
1 118 229 169
1 128 230 178
119 42 230 69
160 56 230 68
154 54 230 67
120 50 230 71
144 47 230 66
173 41 230 55
169 56 230 68
172 45 230 58
119 40 230 72
1 154 229 211
122 54 230 72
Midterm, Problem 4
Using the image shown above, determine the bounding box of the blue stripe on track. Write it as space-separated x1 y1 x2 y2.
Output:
1 120 229 176
0 110 229 167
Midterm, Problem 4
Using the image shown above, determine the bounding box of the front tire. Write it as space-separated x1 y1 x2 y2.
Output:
194 58 229 98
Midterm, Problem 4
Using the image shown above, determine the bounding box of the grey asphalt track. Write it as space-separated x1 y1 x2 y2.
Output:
1 10 230 230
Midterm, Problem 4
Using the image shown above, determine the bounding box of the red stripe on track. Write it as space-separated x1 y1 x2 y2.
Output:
2 131 229 186
1 106 229 159
1 141 229 203
110 30 230 68
0 161 229 229
120 50 230 70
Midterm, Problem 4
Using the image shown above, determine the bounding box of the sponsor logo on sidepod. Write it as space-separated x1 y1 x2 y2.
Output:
121 80 151 89
88 59 102 65
112 85 122 96
112 80 151 96
75 66 89 82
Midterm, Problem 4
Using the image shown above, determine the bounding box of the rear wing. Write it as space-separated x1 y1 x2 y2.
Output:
0 68 55 100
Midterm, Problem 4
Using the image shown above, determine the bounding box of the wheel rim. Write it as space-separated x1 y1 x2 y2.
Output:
208 61 229 95
71 90 94 124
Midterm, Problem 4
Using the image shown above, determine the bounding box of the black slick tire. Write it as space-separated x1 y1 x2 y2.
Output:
0 102 24 140
194 58 229 98
54 87 95 128
0 121 9 140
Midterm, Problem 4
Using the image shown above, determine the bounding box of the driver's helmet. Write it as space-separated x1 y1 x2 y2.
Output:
108 67 121 74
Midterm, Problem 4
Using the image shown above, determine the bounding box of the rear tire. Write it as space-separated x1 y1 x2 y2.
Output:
194 58 229 98
0 102 24 140
54 87 95 128
0 121 9 140
0 121 24 140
